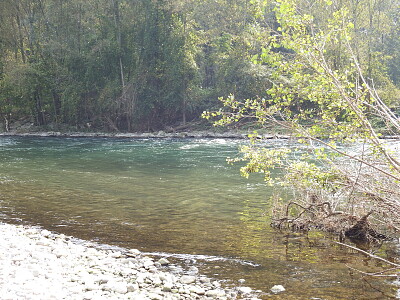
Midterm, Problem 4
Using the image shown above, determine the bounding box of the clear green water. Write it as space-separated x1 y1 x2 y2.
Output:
0 137 398 299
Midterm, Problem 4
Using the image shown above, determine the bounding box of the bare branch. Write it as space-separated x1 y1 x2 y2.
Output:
334 241 400 268
346 265 398 278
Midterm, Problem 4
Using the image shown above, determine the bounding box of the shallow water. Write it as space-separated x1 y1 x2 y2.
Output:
0 137 398 299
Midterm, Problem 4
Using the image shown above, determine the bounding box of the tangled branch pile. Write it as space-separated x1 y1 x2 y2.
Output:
270 145 400 243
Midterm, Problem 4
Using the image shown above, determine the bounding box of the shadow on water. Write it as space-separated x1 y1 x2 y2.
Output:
0 136 399 299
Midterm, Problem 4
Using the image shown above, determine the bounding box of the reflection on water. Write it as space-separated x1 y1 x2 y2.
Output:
0 137 398 299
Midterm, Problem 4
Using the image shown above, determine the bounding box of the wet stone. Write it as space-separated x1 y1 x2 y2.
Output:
270 284 285 294
129 249 141 256
158 258 170 266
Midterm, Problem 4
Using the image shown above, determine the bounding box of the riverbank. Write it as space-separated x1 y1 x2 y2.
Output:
1 127 399 140
2 118 400 140
0 222 265 299
0 130 292 140
0 119 292 139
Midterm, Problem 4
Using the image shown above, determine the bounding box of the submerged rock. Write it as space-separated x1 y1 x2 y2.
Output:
188 265 199 274
270 284 286 294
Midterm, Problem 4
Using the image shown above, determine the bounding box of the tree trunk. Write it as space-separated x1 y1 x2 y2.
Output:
111 0 125 88
52 90 61 123
34 90 45 126
15 12 26 63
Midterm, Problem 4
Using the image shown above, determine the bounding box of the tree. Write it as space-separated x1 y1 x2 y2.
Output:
0 0 398 132
204 0 400 239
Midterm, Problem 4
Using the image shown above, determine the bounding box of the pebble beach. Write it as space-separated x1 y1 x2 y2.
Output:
0 223 263 300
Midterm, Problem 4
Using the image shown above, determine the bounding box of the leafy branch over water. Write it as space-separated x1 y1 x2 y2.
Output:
204 0 400 244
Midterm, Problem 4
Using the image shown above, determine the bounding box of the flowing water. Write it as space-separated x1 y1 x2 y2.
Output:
0 136 398 299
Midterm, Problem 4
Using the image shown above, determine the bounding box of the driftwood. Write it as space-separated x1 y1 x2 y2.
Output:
272 200 388 243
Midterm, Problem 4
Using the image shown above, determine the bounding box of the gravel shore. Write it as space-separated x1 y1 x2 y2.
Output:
0 223 262 299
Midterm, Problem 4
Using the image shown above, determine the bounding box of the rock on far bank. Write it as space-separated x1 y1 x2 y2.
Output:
0 223 262 300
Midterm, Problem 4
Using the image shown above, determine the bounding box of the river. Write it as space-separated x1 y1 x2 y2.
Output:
0 136 398 299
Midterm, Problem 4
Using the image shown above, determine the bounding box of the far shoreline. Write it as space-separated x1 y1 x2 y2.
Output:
0 130 292 140
1 130 400 140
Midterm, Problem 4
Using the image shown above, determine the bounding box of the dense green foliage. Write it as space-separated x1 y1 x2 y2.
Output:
206 0 400 233
0 0 399 132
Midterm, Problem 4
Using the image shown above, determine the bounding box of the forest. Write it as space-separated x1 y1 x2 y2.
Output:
0 0 399 132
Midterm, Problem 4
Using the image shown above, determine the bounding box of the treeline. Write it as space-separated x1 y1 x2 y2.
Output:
0 0 399 132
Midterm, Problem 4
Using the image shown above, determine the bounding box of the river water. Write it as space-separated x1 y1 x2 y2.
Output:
0 136 398 299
